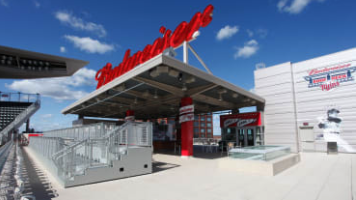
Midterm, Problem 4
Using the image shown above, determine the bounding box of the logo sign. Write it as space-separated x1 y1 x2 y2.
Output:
224 118 257 128
179 105 194 115
220 112 262 128
179 113 194 124
95 5 214 89
179 105 194 123
303 62 356 91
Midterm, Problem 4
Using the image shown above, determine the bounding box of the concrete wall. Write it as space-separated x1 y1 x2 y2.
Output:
254 62 299 152
255 48 356 153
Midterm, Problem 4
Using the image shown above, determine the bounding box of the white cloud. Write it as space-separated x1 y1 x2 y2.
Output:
64 35 114 54
55 11 107 37
216 25 239 41
5 68 97 101
277 0 325 14
60 46 66 53
234 40 259 59
33 0 40 8
0 0 8 7
41 114 53 119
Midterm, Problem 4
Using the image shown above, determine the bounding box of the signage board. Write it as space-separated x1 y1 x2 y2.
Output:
94 4 214 89
179 105 194 115
303 62 356 91
220 112 262 128
179 113 194 124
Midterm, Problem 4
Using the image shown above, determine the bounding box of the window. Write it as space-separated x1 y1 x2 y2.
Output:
194 122 199 127
207 117 212 122
207 123 211 127
201 129 205 133
194 116 199 121
194 134 199 138
207 129 212 133
201 123 205 127
200 116 205 121
194 128 199 133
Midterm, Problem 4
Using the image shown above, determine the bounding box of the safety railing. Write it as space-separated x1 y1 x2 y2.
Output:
29 122 152 182
0 99 41 144
42 122 116 140
0 92 40 103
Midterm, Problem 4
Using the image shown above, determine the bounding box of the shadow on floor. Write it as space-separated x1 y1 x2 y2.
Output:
152 161 180 173
21 147 58 200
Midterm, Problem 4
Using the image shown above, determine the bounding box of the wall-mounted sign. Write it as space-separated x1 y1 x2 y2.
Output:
179 105 194 115
220 112 262 128
94 5 214 89
179 113 194 124
179 105 194 123
303 62 356 91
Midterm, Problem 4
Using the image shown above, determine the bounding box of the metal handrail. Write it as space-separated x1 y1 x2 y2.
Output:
0 92 40 103
0 100 41 143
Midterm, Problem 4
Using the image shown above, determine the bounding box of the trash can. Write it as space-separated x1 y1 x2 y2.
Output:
327 142 338 154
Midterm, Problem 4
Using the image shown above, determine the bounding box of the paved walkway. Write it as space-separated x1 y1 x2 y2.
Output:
21 147 58 200
24 147 356 200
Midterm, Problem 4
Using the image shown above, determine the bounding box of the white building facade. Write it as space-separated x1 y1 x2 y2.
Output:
255 48 356 153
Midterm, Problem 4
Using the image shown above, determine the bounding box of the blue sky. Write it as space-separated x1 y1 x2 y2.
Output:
1 0 356 132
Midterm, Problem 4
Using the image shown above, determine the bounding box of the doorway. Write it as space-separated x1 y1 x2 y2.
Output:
236 127 255 147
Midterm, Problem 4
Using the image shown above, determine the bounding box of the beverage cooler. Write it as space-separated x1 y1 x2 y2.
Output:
220 112 264 147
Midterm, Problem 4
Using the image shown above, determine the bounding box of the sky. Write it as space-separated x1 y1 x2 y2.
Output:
1 0 356 133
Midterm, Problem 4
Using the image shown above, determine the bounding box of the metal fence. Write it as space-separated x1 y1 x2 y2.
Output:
29 122 152 182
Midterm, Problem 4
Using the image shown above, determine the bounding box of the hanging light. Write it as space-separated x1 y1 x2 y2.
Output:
134 97 138 104
154 90 158 99
218 93 223 101
182 83 187 91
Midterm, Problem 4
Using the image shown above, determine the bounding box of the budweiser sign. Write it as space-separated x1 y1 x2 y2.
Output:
304 62 356 91
224 118 257 128
94 5 214 89
220 112 262 128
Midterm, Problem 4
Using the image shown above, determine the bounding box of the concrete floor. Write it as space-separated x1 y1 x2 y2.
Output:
24 147 356 200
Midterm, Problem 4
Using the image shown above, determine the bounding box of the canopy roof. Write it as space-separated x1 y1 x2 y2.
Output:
0 45 88 79
62 54 265 120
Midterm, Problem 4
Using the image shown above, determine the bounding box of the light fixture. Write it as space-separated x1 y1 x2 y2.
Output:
251 100 256 105
218 93 223 101
154 90 158 99
168 69 180 78
142 90 150 98
185 76 195 84
218 88 227 94
232 93 239 98
134 97 138 104
149 69 159 78
157 66 169 74
178 73 183 82
182 83 187 91
116 84 125 91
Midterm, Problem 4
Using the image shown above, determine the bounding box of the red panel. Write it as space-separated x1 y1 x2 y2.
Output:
220 112 262 128
180 97 193 156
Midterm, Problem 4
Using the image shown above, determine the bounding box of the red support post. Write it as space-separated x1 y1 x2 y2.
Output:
180 97 194 157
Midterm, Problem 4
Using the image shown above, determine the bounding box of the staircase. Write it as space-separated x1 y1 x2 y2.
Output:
0 93 41 145
29 122 153 187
